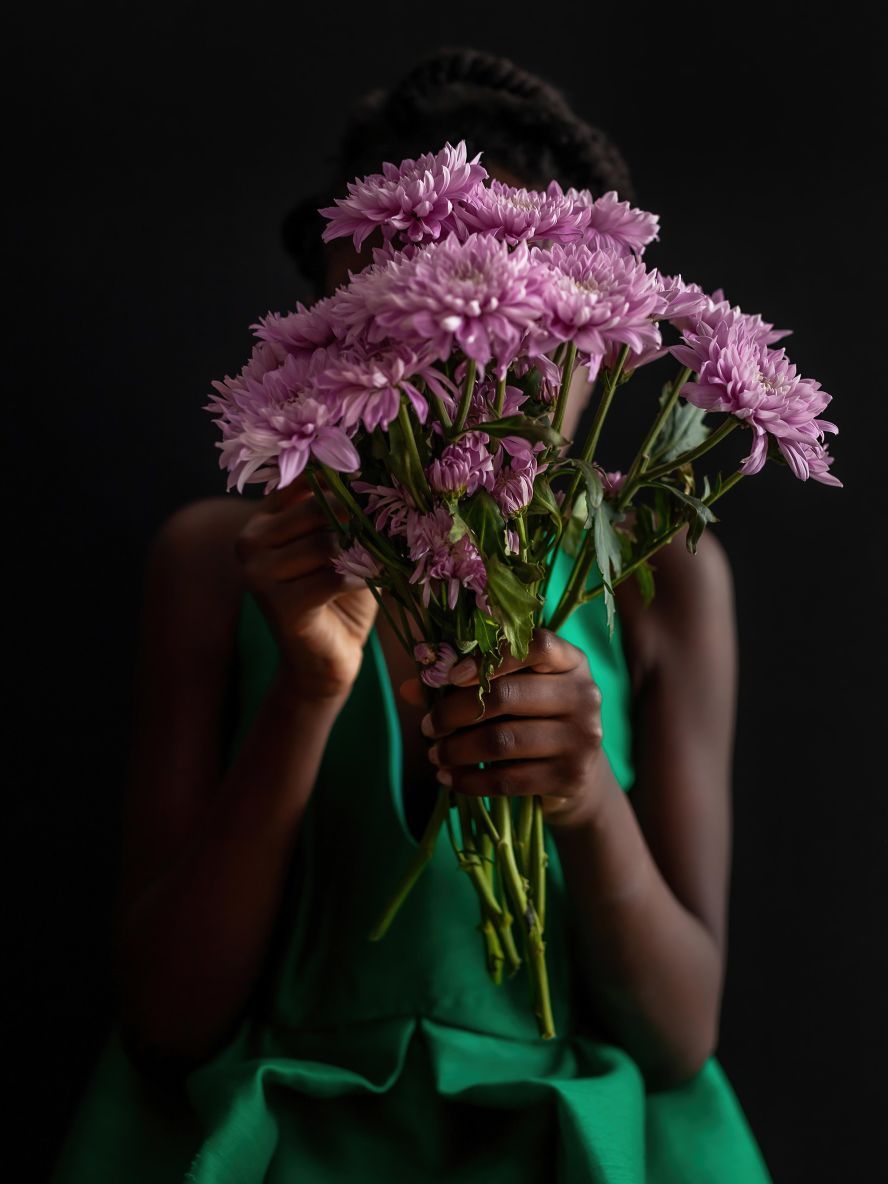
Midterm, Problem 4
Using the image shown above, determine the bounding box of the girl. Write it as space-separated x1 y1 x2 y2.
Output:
50 47 774 1184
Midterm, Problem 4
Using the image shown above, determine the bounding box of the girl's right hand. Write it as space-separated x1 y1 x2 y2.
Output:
234 474 379 701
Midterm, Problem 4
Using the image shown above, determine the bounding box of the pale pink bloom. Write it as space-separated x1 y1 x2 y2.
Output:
332 540 381 580
455 178 591 245
427 433 496 497
362 232 548 376
205 345 358 493
592 464 626 497
251 297 339 353
315 345 455 432
319 140 487 250
530 243 662 382
414 641 460 687
671 318 839 481
351 477 414 536
565 188 660 256
406 507 489 611
492 436 548 515
670 284 792 346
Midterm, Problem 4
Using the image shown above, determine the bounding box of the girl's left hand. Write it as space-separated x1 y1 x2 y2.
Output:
400 630 610 831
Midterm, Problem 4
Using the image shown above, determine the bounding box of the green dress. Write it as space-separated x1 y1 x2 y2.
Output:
49 546 773 1183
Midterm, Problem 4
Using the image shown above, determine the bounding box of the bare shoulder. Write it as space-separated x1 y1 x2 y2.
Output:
615 527 736 688
146 495 259 631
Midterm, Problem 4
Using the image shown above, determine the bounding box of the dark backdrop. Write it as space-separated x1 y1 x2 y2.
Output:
7 5 884 1181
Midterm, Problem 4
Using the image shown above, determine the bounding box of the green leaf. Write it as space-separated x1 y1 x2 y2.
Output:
649 396 710 466
472 609 502 655
461 490 507 557
483 554 542 661
590 500 624 637
634 558 656 607
563 458 605 526
385 413 426 501
510 559 546 584
448 507 469 544
646 480 718 554
527 476 562 536
560 511 584 558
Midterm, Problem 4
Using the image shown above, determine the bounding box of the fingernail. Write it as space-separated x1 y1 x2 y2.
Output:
449 659 476 684
420 713 435 737
427 744 440 766
436 769 453 785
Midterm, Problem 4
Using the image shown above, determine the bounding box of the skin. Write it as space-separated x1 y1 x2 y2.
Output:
112 167 737 1093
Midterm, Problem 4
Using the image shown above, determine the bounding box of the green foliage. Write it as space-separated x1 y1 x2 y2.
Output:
649 384 710 466
634 558 656 606
385 405 429 502
644 479 718 553
589 499 623 636
484 554 542 662
461 490 508 558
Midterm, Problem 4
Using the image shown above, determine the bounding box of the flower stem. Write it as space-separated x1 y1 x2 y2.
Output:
629 416 739 489
516 796 533 879
558 470 747 623
398 398 431 511
456 794 522 977
454 359 478 434
561 344 631 525
491 795 555 1039
318 465 408 572
551 342 577 435
494 375 507 416
430 392 453 430
368 783 451 941
615 366 691 511
515 512 529 562
530 795 548 933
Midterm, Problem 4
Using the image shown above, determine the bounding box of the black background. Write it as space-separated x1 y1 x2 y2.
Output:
7 5 884 1181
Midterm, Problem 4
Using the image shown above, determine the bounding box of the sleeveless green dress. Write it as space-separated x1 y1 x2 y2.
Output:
49 546 773 1183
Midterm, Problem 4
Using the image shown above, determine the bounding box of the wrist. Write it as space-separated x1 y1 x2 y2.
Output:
271 662 353 713
544 755 620 835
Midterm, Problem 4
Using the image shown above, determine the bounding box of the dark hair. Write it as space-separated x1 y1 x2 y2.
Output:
282 47 636 297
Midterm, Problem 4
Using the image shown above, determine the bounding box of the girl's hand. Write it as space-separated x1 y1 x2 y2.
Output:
403 630 610 831
234 474 378 700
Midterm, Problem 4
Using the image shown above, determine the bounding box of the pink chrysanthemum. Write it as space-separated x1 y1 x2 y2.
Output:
670 319 840 483
362 232 547 375
351 477 415 537
670 285 792 346
315 345 456 433
592 464 627 498
251 296 339 354
455 179 591 245
427 431 496 497
530 243 662 381
406 506 489 611
332 540 381 580
491 436 549 515
319 140 488 250
562 188 660 256
601 272 710 374
414 641 460 687
205 345 358 493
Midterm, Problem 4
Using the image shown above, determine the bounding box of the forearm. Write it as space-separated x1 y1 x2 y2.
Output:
112 667 347 1076
551 760 723 1090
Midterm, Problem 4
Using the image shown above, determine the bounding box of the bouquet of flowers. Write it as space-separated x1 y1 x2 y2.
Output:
205 141 841 1040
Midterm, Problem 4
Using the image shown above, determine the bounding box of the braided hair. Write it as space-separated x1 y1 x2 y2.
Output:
282 47 636 297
